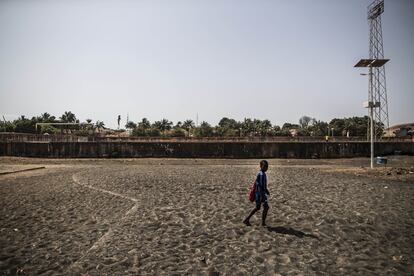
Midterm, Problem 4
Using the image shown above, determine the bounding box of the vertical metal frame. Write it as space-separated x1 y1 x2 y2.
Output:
368 0 389 139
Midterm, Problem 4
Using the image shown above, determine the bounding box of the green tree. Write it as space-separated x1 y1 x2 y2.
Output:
252 119 262 136
257 119 272 136
182 120 194 131
40 125 59 134
153 119 172 133
138 118 151 129
328 118 345 136
218 117 239 129
195 121 214 137
272 125 281 132
132 128 146 136
40 112 56 123
146 128 161 137
274 128 291 136
270 125 282 136
346 116 371 137
299 115 314 129
125 121 137 129
217 117 240 136
95 121 105 132
282 123 300 130
0 121 16 132
241 118 254 136
182 120 195 136
60 111 77 123
170 128 186 137
309 120 329 136
14 115 36 133
328 116 374 137
174 121 183 129
132 118 153 137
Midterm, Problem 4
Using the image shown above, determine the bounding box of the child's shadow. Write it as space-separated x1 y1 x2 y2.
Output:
266 226 319 240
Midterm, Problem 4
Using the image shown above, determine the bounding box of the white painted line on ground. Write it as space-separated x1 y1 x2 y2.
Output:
67 204 140 272
68 173 141 272
87 204 139 252
72 174 138 202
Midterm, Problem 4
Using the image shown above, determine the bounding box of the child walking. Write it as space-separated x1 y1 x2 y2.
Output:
243 160 270 226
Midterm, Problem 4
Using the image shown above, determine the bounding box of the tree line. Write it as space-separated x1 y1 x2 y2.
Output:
0 111 380 138
0 112 104 135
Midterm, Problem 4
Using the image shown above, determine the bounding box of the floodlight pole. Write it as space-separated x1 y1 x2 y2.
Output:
355 58 389 169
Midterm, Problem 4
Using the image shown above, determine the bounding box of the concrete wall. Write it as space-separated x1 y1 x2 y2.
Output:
0 141 413 158
2 133 413 143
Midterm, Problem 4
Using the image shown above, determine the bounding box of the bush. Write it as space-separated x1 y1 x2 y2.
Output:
132 127 161 137
147 128 161 137
169 128 186 137
274 129 291 136
40 125 60 134
0 121 16 132
132 128 146 137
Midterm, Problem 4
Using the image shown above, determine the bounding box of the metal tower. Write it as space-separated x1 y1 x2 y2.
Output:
367 0 389 138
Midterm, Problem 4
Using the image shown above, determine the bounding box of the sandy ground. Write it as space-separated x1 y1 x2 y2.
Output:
0 156 413 275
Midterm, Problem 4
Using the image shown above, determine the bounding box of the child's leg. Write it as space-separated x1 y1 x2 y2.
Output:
262 202 269 226
243 202 261 225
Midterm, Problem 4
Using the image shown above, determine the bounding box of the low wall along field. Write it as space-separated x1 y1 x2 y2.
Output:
0 141 413 158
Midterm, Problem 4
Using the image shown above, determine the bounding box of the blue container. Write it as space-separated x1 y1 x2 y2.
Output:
376 156 388 165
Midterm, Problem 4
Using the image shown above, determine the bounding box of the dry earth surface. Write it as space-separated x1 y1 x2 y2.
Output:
0 156 413 275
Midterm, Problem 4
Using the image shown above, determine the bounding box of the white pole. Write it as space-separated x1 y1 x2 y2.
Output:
370 105 374 169
369 66 374 169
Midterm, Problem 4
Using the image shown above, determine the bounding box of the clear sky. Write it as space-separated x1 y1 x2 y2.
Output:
0 0 413 128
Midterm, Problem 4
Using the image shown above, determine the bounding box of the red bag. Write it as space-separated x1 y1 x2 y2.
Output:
248 181 256 202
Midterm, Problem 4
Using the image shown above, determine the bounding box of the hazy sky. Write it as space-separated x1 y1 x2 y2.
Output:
0 0 413 128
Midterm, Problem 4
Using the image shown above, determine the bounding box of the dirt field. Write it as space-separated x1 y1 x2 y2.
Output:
0 157 413 275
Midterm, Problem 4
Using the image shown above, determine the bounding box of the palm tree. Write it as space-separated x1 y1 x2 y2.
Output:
182 120 194 129
153 119 172 133
182 120 195 137
40 112 56 123
95 121 105 132
174 121 183 129
60 111 76 123
138 118 151 129
81 118 93 132
161 119 172 131
152 121 163 131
